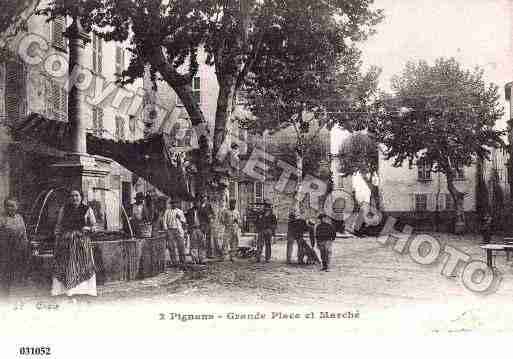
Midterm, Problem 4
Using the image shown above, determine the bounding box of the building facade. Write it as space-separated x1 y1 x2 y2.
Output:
0 10 150 227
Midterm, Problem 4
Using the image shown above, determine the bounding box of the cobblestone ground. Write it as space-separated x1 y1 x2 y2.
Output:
5 232 513 333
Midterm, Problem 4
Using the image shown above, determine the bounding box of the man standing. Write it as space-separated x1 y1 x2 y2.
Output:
163 199 187 266
286 209 312 265
131 192 152 237
0 197 29 297
255 203 277 263
220 199 241 261
198 193 216 258
481 212 493 245
186 197 205 265
315 214 336 271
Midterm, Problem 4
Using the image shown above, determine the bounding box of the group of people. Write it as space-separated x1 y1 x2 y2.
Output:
149 193 243 266
0 188 340 300
130 190 339 272
0 189 98 299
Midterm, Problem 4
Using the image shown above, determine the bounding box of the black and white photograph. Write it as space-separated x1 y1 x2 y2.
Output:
0 0 512 356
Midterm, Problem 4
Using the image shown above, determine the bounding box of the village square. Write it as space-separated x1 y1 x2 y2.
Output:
0 0 512 336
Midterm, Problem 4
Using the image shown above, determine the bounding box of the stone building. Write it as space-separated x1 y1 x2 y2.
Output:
378 147 510 232
0 10 157 228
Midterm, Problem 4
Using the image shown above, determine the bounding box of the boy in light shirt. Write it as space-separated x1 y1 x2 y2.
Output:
163 199 187 265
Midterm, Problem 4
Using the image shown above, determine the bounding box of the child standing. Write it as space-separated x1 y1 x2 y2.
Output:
315 213 336 272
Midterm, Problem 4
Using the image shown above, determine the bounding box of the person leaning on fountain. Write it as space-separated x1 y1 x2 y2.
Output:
52 189 97 298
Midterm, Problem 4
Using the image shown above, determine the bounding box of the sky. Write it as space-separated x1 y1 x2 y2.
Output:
331 0 513 153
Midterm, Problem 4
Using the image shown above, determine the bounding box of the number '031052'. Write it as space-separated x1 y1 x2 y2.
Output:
19 347 51 355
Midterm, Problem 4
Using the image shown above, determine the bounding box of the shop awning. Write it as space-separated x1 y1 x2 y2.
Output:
15 113 193 200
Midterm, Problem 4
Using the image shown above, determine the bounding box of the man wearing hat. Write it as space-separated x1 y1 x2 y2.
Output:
315 213 336 271
197 193 217 258
286 208 312 265
131 192 152 237
255 201 277 263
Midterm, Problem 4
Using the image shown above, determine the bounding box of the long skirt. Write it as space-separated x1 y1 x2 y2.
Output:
51 230 97 297
0 241 28 296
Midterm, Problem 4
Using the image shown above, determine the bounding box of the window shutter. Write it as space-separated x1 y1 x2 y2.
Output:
129 115 136 135
98 107 104 134
5 61 27 125
115 47 124 75
97 37 103 74
51 81 60 119
60 87 67 121
52 16 65 49
0 64 4 116
92 34 97 72
92 107 97 133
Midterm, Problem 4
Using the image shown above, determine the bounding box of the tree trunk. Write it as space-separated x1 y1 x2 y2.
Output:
361 173 380 211
213 76 237 166
447 173 465 234
295 141 304 213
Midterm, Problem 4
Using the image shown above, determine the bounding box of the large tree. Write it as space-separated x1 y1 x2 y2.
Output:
337 131 380 209
372 58 505 232
243 40 381 212
38 0 383 205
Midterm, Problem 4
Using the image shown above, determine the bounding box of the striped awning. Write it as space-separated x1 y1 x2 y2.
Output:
15 113 193 200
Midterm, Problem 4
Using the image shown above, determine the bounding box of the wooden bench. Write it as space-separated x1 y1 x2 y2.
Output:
480 240 513 268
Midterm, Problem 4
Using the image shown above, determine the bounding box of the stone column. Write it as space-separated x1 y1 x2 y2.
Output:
49 16 114 229
67 17 89 154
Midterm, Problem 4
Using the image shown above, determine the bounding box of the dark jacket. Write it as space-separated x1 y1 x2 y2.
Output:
198 203 214 224
315 222 336 243
186 207 203 228
288 218 315 246
61 203 89 232
255 212 277 233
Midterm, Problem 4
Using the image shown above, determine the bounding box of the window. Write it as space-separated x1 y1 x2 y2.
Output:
115 46 125 76
44 79 67 121
52 16 66 50
445 193 454 211
115 116 125 141
129 115 136 136
337 174 345 189
92 33 103 74
229 181 237 202
236 89 248 105
255 181 263 202
415 194 428 211
92 106 104 136
192 76 201 105
178 76 200 106
4 61 27 123
417 161 431 181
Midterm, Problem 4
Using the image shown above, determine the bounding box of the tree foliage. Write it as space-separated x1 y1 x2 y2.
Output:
374 58 505 171
337 131 380 207
337 131 378 178
372 57 505 227
269 136 329 180
38 0 383 159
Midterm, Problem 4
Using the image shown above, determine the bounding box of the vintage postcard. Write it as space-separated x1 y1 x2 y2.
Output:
0 0 512 357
